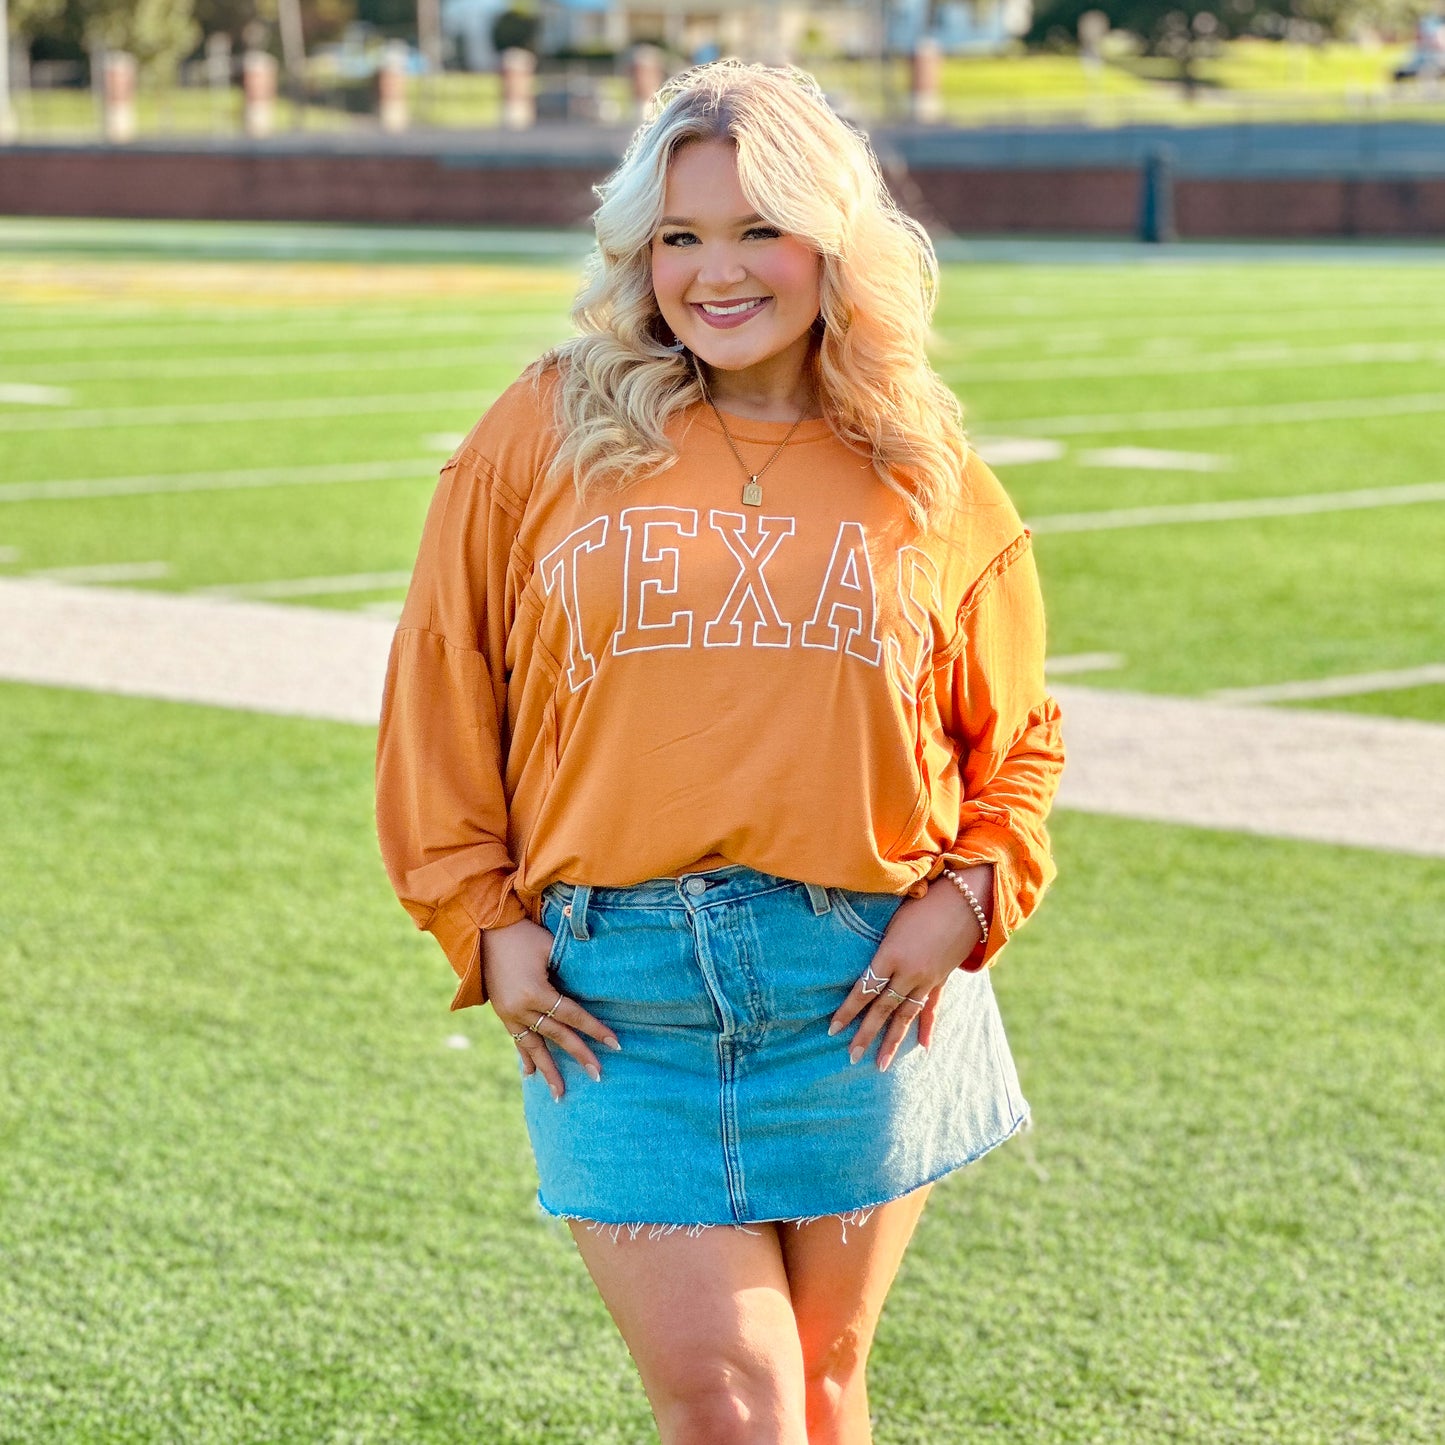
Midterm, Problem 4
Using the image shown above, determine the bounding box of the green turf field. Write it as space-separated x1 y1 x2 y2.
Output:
2 223 1443 1442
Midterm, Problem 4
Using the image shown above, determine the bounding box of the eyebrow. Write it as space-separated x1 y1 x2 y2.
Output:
658 213 768 227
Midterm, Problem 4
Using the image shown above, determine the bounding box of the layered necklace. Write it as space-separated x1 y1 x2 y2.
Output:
701 387 809 509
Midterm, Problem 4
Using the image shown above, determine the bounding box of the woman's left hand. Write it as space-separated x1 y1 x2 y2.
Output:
828 864 993 1072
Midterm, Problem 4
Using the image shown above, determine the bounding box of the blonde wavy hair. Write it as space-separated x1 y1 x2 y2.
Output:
543 59 968 529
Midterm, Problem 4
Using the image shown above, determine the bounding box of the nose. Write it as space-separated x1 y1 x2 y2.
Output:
695 243 748 290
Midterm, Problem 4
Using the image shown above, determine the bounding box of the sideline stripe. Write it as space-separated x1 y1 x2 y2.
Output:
1 579 1439 858
1211 664 1445 705
999 392 1445 437
202 571 413 600
0 391 493 433
0 459 438 504
1028 482 1445 534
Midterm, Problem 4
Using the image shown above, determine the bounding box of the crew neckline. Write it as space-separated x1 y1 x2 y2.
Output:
692 402 836 447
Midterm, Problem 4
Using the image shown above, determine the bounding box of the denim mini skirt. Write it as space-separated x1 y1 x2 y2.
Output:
520 864 1029 1228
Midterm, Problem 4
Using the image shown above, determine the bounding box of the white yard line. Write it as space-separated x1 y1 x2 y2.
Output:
27 561 170 584
1077 448 1230 472
7 343 561 383
1 579 1441 859
1211 664 1445 705
0 458 436 504
0 312 562 356
998 392 1445 437
1027 482 1445 534
943 339 1445 383
1046 652 1125 676
202 570 413 600
0 383 73 405
972 438 1065 467
0 391 494 433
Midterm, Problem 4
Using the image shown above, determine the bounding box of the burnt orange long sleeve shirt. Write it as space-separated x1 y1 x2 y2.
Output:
376 369 1064 1010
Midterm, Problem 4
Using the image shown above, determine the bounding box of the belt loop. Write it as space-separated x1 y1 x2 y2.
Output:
804 882 832 916
568 884 592 940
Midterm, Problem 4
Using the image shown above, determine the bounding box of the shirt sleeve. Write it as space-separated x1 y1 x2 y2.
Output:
375 442 530 1012
935 530 1065 971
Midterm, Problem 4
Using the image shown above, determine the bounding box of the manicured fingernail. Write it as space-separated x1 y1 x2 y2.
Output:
551 1089 562 1102
848 1046 863 1065
827 1020 843 1037
586 1064 601 1083
605 1037 622 1052
880 1055 893 1073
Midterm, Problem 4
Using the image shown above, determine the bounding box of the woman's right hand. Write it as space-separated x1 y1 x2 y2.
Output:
482 919 620 1101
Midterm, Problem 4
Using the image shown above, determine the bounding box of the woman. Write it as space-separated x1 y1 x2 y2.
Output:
377 61 1064 1445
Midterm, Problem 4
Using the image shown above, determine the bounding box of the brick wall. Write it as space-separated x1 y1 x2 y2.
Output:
3 143 1443 237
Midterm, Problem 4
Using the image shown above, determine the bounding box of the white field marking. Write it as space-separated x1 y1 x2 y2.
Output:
0 579 396 725
11 342 560 383
0 383 73 405
1210 664 1445 705
1078 447 1231 472
361 600 404 620
28 561 170 584
1045 652 1125 676
998 392 1445 437
0 391 495 433
0 311 564 356
423 432 466 453
1051 682 1445 859
972 437 1065 467
0 458 436 505
2 580 1440 858
201 571 413 601
1028 482 1445 534
444 1035 472 1050
940 339 1445 384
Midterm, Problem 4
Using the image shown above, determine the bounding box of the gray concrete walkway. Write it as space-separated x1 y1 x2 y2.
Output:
3 578 1442 859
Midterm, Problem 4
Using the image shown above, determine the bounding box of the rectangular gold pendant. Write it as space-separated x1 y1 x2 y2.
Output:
742 478 763 507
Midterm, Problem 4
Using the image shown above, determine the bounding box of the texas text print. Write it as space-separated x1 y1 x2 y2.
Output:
537 507 942 699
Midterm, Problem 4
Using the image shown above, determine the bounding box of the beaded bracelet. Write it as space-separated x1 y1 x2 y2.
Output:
940 867 989 947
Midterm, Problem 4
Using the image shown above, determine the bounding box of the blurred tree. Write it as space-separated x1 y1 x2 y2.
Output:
1026 0 1429 47
491 5 538 54
356 0 414 32
193 0 354 50
81 0 201 76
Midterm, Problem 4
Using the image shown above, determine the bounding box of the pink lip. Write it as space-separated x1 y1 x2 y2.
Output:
690 298 770 329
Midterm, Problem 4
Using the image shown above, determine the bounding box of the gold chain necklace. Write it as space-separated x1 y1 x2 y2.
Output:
704 394 808 508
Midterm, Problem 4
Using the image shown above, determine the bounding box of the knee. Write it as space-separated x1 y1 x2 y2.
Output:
654 1359 801 1445
802 1324 869 1428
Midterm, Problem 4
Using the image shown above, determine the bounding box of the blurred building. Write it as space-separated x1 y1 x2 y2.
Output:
442 0 1029 72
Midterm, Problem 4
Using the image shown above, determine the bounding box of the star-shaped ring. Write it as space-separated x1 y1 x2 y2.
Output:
859 964 891 997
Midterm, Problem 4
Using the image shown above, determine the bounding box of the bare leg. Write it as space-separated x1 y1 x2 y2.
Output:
779 1185 933 1445
568 1219 809 1445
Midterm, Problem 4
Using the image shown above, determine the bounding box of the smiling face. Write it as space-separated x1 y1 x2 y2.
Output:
649 139 823 407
